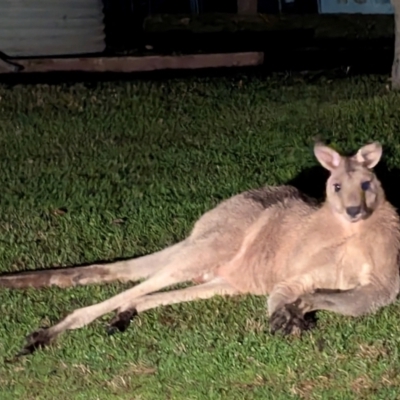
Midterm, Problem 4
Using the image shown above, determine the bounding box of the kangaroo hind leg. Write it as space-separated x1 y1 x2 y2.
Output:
17 241 223 356
106 277 239 334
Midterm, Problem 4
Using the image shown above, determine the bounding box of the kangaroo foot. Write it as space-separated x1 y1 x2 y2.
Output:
106 308 138 335
16 327 55 357
270 301 317 336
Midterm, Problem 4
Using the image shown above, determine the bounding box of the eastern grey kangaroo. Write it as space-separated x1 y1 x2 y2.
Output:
1 141 399 356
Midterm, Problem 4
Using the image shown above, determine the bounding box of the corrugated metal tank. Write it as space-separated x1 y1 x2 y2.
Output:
0 0 106 57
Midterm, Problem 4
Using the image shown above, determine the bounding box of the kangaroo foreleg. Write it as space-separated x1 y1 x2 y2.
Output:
107 277 239 334
269 282 399 335
296 283 399 317
266 276 319 336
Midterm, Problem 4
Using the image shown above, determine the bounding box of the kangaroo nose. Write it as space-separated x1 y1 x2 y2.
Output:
346 206 362 218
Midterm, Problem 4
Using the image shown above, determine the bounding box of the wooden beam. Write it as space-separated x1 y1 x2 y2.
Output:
144 13 394 40
0 58 21 73
0 52 264 74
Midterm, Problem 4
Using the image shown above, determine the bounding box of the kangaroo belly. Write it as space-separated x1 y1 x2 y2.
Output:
216 207 298 295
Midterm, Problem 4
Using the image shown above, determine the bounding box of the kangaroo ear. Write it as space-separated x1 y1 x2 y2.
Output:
353 142 382 169
313 143 342 171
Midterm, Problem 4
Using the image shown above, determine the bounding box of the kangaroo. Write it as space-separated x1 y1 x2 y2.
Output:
1 141 399 357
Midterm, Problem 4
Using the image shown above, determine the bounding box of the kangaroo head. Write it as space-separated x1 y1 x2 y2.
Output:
314 141 384 223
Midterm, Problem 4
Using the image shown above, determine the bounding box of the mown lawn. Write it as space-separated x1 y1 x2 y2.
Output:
1 72 400 399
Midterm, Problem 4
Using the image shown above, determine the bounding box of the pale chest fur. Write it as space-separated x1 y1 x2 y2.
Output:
275 206 398 292
217 200 400 296
279 233 373 291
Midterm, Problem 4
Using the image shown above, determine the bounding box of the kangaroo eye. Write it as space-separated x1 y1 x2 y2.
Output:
361 181 370 191
333 183 341 192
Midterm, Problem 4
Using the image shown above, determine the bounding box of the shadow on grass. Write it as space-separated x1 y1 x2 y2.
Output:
375 162 400 213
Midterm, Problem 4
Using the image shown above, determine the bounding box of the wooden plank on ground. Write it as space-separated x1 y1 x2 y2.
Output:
0 52 264 74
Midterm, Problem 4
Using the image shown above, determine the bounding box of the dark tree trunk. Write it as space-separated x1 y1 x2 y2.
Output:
237 0 258 14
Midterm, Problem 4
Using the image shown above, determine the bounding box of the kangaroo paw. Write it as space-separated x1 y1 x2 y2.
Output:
106 308 138 335
16 327 56 357
270 302 316 336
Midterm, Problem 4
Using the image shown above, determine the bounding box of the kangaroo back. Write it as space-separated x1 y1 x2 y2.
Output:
0 185 315 290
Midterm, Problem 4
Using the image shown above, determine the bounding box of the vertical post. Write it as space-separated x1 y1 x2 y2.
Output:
237 0 258 14
391 0 400 89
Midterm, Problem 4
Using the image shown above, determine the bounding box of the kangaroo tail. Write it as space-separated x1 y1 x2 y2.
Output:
0 242 185 289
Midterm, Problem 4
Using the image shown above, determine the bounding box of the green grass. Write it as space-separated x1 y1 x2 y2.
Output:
1 72 400 399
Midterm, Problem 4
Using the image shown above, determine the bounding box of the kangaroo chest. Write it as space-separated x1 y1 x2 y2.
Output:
280 233 372 291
